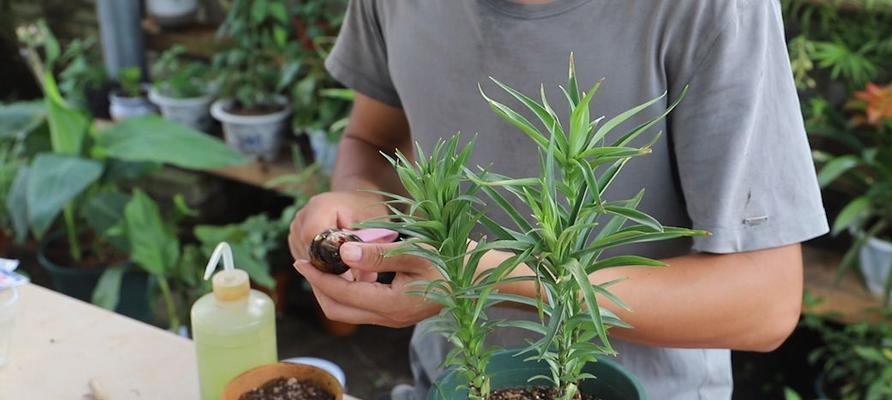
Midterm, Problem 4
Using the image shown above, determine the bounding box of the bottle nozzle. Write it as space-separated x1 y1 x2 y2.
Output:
204 242 235 280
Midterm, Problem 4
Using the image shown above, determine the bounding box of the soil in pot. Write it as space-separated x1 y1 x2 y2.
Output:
489 387 601 400
239 377 335 400
227 103 288 116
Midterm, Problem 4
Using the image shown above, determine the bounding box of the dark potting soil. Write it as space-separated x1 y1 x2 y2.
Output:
226 103 286 116
488 387 601 400
239 377 335 400
45 234 128 269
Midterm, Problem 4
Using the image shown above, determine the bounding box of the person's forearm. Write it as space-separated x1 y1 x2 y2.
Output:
331 133 410 196
488 244 803 352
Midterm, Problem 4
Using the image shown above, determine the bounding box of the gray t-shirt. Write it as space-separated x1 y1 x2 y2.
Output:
325 0 829 399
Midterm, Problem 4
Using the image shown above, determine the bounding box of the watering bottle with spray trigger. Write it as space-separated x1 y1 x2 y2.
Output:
192 242 277 400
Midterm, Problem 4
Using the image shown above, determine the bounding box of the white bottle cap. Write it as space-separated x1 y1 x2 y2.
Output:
203 242 249 301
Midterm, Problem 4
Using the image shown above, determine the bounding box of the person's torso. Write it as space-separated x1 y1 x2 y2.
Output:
373 1 736 397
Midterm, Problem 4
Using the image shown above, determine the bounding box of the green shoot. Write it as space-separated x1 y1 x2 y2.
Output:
358 136 524 399
473 54 707 399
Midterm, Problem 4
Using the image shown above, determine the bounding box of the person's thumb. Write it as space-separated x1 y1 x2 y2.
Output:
341 242 416 273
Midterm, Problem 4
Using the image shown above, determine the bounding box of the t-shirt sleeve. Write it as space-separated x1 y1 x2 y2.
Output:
667 0 828 253
325 0 401 108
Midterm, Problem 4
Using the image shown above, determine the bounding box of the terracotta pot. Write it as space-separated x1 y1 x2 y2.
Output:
224 362 344 400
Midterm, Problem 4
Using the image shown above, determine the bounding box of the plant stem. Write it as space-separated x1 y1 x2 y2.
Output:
63 204 82 262
157 276 180 332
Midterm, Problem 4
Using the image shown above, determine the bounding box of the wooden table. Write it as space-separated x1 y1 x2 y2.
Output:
0 284 359 400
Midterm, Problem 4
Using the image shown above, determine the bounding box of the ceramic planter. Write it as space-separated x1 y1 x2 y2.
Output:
224 362 344 400
858 236 892 296
428 349 647 400
109 87 156 121
307 129 338 174
37 233 151 322
211 97 291 161
146 0 199 27
148 87 214 132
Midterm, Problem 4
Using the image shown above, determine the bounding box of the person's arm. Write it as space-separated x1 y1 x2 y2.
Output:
492 244 803 352
288 94 411 261
330 93 412 194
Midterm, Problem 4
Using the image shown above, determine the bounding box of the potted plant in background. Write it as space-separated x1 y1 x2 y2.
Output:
149 44 216 132
56 35 110 119
146 0 200 28
0 100 46 253
361 56 702 399
815 81 892 304
15 21 247 322
299 87 352 174
211 0 300 161
109 66 157 121
801 310 892 400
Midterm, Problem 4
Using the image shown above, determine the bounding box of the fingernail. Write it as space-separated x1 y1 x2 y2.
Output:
340 243 361 262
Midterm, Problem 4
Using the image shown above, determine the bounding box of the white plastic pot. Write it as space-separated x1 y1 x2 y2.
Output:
858 236 892 296
210 97 291 161
148 87 214 132
307 129 338 174
146 0 198 27
109 89 157 121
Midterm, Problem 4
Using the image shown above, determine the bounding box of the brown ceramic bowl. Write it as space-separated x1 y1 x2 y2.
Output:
224 362 345 400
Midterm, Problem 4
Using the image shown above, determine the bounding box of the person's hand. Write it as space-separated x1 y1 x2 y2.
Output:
288 191 388 261
294 241 443 327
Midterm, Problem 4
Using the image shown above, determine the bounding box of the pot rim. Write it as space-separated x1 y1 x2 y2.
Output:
864 235 892 251
224 362 345 400
430 348 647 400
148 86 214 107
210 96 292 125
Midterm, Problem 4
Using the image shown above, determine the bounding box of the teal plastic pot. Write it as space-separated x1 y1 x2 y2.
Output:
37 233 152 322
428 349 647 400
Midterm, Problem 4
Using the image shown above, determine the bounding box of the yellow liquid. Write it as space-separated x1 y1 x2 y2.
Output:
192 290 277 400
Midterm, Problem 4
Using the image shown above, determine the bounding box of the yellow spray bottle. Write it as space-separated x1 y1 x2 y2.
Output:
191 242 277 400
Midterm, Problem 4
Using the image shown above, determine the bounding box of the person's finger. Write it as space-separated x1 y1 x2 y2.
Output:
311 287 390 326
340 242 426 274
295 260 400 312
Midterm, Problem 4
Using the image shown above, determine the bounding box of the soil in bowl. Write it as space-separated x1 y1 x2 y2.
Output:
488 387 602 400
239 377 335 400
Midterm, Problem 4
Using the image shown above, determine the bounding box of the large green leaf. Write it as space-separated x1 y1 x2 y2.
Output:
817 155 860 187
0 101 46 139
94 115 247 169
124 189 180 276
44 74 89 155
92 266 126 310
833 195 871 236
6 167 30 242
26 154 103 238
81 190 131 250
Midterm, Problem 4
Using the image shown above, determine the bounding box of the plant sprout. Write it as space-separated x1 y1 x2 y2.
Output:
470 55 707 399
359 136 528 399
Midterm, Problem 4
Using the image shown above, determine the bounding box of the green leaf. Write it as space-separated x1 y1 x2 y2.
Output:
567 260 611 352
45 83 89 155
818 155 860 187
81 190 131 250
26 154 103 238
479 84 550 151
125 189 180 276
603 205 663 232
591 92 666 145
94 115 246 169
587 255 666 273
833 196 871 236
489 77 564 138
0 101 46 139
92 266 126 310
6 167 30 243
